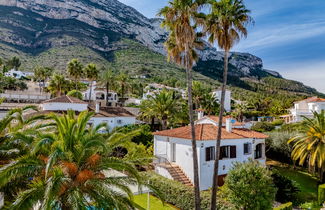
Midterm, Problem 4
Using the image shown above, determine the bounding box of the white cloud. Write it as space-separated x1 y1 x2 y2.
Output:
235 20 325 51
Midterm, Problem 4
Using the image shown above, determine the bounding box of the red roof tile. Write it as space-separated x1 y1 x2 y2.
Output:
153 124 268 140
42 95 87 104
205 115 245 126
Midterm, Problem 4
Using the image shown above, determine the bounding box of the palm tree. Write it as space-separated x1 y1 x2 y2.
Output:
0 111 154 209
205 1 253 208
100 69 116 106
6 57 21 70
117 73 130 98
67 59 84 90
67 90 83 100
158 1 205 208
201 93 219 116
33 66 53 93
47 73 68 97
84 63 99 102
140 90 177 130
288 111 325 182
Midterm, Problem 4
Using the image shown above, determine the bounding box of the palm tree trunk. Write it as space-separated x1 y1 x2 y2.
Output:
75 78 78 90
89 80 93 102
186 66 201 210
106 82 109 106
210 50 229 210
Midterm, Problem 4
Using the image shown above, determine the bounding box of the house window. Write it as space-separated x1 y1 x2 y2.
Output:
244 143 252 155
205 146 215 161
117 119 123 124
255 143 263 159
220 146 236 159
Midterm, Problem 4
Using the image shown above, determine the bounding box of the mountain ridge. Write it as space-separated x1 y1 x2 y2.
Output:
0 0 322 99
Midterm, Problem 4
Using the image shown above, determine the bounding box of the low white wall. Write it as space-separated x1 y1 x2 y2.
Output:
42 103 88 112
155 166 173 180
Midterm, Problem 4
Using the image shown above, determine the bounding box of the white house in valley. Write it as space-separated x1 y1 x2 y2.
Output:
281 96 325 123
212 89 232 112
82 82 119 107
29 95 136 131
153 116 267 190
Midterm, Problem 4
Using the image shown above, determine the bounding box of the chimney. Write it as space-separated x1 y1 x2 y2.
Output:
95 102 100 113
197 110 204 120
226 118 233 133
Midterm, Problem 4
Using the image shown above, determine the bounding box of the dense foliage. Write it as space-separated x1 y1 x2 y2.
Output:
0 110 154 209
222 160 276 210
143 171 233 210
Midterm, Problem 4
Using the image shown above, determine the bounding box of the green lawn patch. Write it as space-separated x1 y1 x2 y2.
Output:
134 194 177 210
274 166 318 203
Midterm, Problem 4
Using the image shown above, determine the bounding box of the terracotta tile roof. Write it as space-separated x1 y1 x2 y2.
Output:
88 106 135 117
205 115 245 126
294 96 325 103
25 106 135 119
42 95 88 104
153 124 268 140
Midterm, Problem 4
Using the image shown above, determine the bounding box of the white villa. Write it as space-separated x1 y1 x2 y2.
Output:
281 96 325 123
5 69 34 79
212 89 232 112
82 82 119 107
143 83 186 100
29 95 136 131
153 115 267 190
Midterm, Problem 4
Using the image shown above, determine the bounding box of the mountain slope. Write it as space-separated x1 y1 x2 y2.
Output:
0 0 323 101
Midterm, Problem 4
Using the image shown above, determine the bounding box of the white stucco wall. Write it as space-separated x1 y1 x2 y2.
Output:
89 116 136 131
154 135 266 191
41 103 88 112
213 90 231 112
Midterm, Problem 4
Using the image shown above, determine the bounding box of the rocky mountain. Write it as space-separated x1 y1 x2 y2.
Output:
0 0 322 99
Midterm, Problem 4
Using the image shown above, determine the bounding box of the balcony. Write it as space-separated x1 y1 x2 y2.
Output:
290 108 313 116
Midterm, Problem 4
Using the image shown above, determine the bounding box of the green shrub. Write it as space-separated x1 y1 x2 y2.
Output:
223 160 276 210
67 90 83 100
142 171 233 210
272 119 284 126
272 170 300 203
265 131 298 163
274 202 292 210
251 122 275 132
318 184 325 205
300 201 321 209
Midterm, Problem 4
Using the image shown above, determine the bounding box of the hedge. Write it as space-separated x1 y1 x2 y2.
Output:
319 184 325 205
273 202 292 210
142 171 233 210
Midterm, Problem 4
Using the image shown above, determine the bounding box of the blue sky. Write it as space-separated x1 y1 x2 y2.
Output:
119 0 325 93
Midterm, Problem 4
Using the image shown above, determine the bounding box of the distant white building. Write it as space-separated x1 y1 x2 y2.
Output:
143 83 186 100
29 95 136 131
281 96 325 123
82 82 119 107
153 115 267 190
212 89 231 112
5 69 34 79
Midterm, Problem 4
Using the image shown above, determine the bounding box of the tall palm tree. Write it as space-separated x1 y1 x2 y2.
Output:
288 111 325 182
84 63 99 102
67 59 84 90
0 111 154 209
140 90 177 130
205 1 253 208
158 1 205 208
33 66 53 93
100 69 116 106
117 73 130 98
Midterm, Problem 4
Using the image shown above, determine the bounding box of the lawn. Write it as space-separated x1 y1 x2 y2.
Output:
134 194 177 210
274 166 318 203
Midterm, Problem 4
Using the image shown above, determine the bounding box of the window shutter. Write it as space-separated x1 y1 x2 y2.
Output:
212 146 215 160
248 143 252 154
230 146 236 158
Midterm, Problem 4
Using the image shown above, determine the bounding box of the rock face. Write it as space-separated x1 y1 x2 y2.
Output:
0 0 277 77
